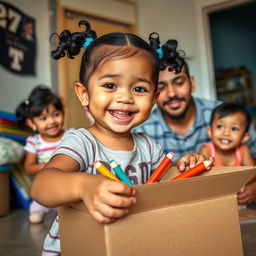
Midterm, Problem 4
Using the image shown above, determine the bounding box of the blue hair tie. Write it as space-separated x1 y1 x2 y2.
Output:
156 44 163 59
82 37 94 49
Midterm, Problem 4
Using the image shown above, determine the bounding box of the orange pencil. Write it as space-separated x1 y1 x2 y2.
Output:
171 160 211 181
146 152 175 184
94 161 120 181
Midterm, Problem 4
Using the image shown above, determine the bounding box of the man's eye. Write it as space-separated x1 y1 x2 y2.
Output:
174 80 184 86
157 85 165 92
134 87 148 93
103 83 116 89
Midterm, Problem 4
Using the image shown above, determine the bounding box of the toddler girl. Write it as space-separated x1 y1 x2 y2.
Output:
31 20 213 255
16 85 66 223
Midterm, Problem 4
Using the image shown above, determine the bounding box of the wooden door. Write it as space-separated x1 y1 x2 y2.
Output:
60 15 135 129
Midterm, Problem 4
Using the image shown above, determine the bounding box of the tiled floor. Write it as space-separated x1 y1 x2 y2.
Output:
0 206 256 256
0 208 56 256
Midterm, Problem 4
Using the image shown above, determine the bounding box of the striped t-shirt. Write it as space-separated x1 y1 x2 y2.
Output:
24 134 63 163
42 128 164 255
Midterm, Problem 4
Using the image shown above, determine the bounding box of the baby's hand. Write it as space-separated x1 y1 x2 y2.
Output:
176 153 214 172
80 175 136 224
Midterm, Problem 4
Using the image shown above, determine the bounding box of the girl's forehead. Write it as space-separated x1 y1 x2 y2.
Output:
215 112 246 122
40 104 58 114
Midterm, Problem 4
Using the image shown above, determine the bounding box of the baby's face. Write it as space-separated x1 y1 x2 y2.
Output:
86 55 157 136
210 112 247 151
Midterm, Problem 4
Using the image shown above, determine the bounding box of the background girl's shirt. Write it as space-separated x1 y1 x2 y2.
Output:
51 128 164 185
24 133 64 163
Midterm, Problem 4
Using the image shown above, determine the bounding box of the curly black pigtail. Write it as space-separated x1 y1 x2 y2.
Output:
162 39 185 74
50 20 97 60
149 32 186 74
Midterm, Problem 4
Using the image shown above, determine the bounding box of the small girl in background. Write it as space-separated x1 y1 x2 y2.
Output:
15 85 66 224
200 102 254 166
200 102 256 205
31 20 213 255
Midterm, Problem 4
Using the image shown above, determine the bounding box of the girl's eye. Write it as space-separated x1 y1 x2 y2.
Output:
133 87 148 93
39 116 47 121
231 127 239 132
216 124 223 129
53 111 60 118
103 83 116 90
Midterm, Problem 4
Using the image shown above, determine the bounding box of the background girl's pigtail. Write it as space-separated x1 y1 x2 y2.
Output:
50 20 97 60
15 100 30 128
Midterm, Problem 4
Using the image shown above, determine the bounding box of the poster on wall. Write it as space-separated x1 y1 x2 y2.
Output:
0 1 36 75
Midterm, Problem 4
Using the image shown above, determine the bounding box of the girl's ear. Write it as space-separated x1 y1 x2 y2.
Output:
74 82 89 107
207 126 212 138
241 132 251 144
26 119 36 131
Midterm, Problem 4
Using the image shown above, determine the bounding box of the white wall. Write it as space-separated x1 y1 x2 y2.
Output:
0 0 52 113
131 0 213 99
0 0 216 115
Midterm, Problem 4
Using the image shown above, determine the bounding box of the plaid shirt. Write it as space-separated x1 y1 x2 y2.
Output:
133 97 256 162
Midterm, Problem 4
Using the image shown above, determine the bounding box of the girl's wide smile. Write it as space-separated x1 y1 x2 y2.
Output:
108 109 135 122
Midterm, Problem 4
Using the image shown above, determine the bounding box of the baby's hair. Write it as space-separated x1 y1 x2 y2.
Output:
148 32 186 74
210 102 252 133
50 20 161 88
15 85 64 128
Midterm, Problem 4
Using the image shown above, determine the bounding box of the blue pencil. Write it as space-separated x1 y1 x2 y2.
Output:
109 160 134 186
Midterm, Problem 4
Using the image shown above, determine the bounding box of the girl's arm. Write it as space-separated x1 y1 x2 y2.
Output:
24 152 46 175
241 144 255 166
31 154 136 223
237 144 256 204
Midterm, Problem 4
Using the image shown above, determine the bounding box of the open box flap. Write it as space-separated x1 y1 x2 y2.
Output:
70 166 256 214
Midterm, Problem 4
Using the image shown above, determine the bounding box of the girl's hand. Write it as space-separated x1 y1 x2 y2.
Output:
238 182 256 204
80 174 136 224
176 153 214 172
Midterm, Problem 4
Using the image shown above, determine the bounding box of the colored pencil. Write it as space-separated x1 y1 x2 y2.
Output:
146 152 175 184
171 160 211 181
109 160 134 186
94 161 119 181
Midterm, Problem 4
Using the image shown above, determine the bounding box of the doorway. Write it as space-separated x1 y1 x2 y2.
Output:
208 1 256 107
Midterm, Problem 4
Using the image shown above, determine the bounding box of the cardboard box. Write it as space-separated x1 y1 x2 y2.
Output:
58 166 256 256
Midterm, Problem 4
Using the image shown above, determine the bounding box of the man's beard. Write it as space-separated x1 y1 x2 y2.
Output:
161 97 193 120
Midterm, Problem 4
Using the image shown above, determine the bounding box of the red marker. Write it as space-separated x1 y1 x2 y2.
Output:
171 160 212 181
146 152 175 184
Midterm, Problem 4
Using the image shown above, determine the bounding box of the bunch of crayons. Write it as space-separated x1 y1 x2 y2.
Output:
94 152 210 185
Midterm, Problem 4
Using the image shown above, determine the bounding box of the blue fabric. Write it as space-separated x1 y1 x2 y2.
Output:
133 97 256 162
0 164 11 171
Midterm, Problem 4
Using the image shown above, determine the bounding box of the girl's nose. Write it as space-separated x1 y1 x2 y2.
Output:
115 91 134 104
223 127 230 135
